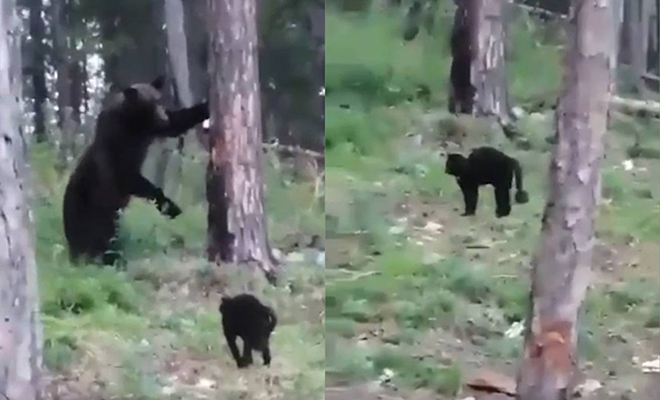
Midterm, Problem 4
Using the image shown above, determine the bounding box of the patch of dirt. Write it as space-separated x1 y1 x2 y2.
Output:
326 384 444 400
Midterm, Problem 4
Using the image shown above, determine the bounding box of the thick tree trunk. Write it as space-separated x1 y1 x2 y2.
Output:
206 0 277 283
27 0 47 142
0 1 44 399
473 0 509 121
516 1 613 400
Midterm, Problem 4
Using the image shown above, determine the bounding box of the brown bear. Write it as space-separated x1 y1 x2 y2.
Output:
62 77 209 265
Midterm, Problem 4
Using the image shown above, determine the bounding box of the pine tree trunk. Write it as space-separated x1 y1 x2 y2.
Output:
69 61 84 124
448 0 478 114
51 0 71 129
154 0 196 191
27 0 47 142
183 0 209 104
628 0 646 94
0 1 44 399
516 1 613 399
473 0 509 121
206 0 277 283
100 1 167 87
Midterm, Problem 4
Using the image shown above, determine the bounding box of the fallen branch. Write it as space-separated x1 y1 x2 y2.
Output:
610 95 660 118
514 3 567 20
333 269 381 282
262 142 325 159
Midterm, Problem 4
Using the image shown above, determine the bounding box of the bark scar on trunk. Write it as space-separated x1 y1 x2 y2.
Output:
526 320 574 385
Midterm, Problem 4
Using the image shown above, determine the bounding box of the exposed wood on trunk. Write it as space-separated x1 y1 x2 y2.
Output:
206 0 277 283
0 1 44 399
516 1 613 399
473 0 510 122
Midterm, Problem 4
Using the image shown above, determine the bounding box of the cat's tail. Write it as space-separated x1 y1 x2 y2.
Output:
267 306 278 332
513 160 529 204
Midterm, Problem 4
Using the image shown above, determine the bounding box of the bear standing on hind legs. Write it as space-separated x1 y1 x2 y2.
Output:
62 77 209 265
445 147 529 218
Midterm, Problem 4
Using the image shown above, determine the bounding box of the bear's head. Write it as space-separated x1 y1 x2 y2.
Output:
104 76 170 131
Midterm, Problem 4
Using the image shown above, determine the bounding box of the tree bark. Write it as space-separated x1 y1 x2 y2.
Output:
627 0 646 94
609 0 624 82
99 1 167 87
154 0 199 191
182 0 209 104
473 0 510 121
51 0 77 129
0 1 44 399
27 0 47 142
206 0 277 283
516 1 613 400
448 0 478 114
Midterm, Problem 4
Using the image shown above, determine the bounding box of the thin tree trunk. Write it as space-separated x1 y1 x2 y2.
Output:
51 0 71 128
206 0 277 283
610 0 624 89
516 1 613 399
155 0 195 190
69 60 84 124
183 0 209 104
473 0 509 121
0 1 44 399
449 0 479 114
27 0 47 142
628 0 646 94
99 1 167 87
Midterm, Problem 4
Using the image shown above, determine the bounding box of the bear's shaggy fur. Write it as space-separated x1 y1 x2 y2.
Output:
62 77 209 264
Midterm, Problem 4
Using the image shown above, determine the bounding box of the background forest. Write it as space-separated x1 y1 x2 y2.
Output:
16 0 326 399
325 1 659 399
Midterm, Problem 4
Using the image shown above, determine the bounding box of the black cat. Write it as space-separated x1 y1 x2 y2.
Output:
445 147 529 217
219 294 277 368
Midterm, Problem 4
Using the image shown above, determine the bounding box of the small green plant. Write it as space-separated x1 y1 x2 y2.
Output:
372 347 462 395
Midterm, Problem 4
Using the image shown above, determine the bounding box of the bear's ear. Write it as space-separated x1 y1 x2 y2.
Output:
151 76 166 91
123 87 140 102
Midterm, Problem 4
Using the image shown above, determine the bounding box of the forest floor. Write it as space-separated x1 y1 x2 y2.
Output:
325 106 660 400
30 143 326 400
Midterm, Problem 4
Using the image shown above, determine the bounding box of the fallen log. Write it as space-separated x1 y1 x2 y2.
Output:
610 95 660 118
